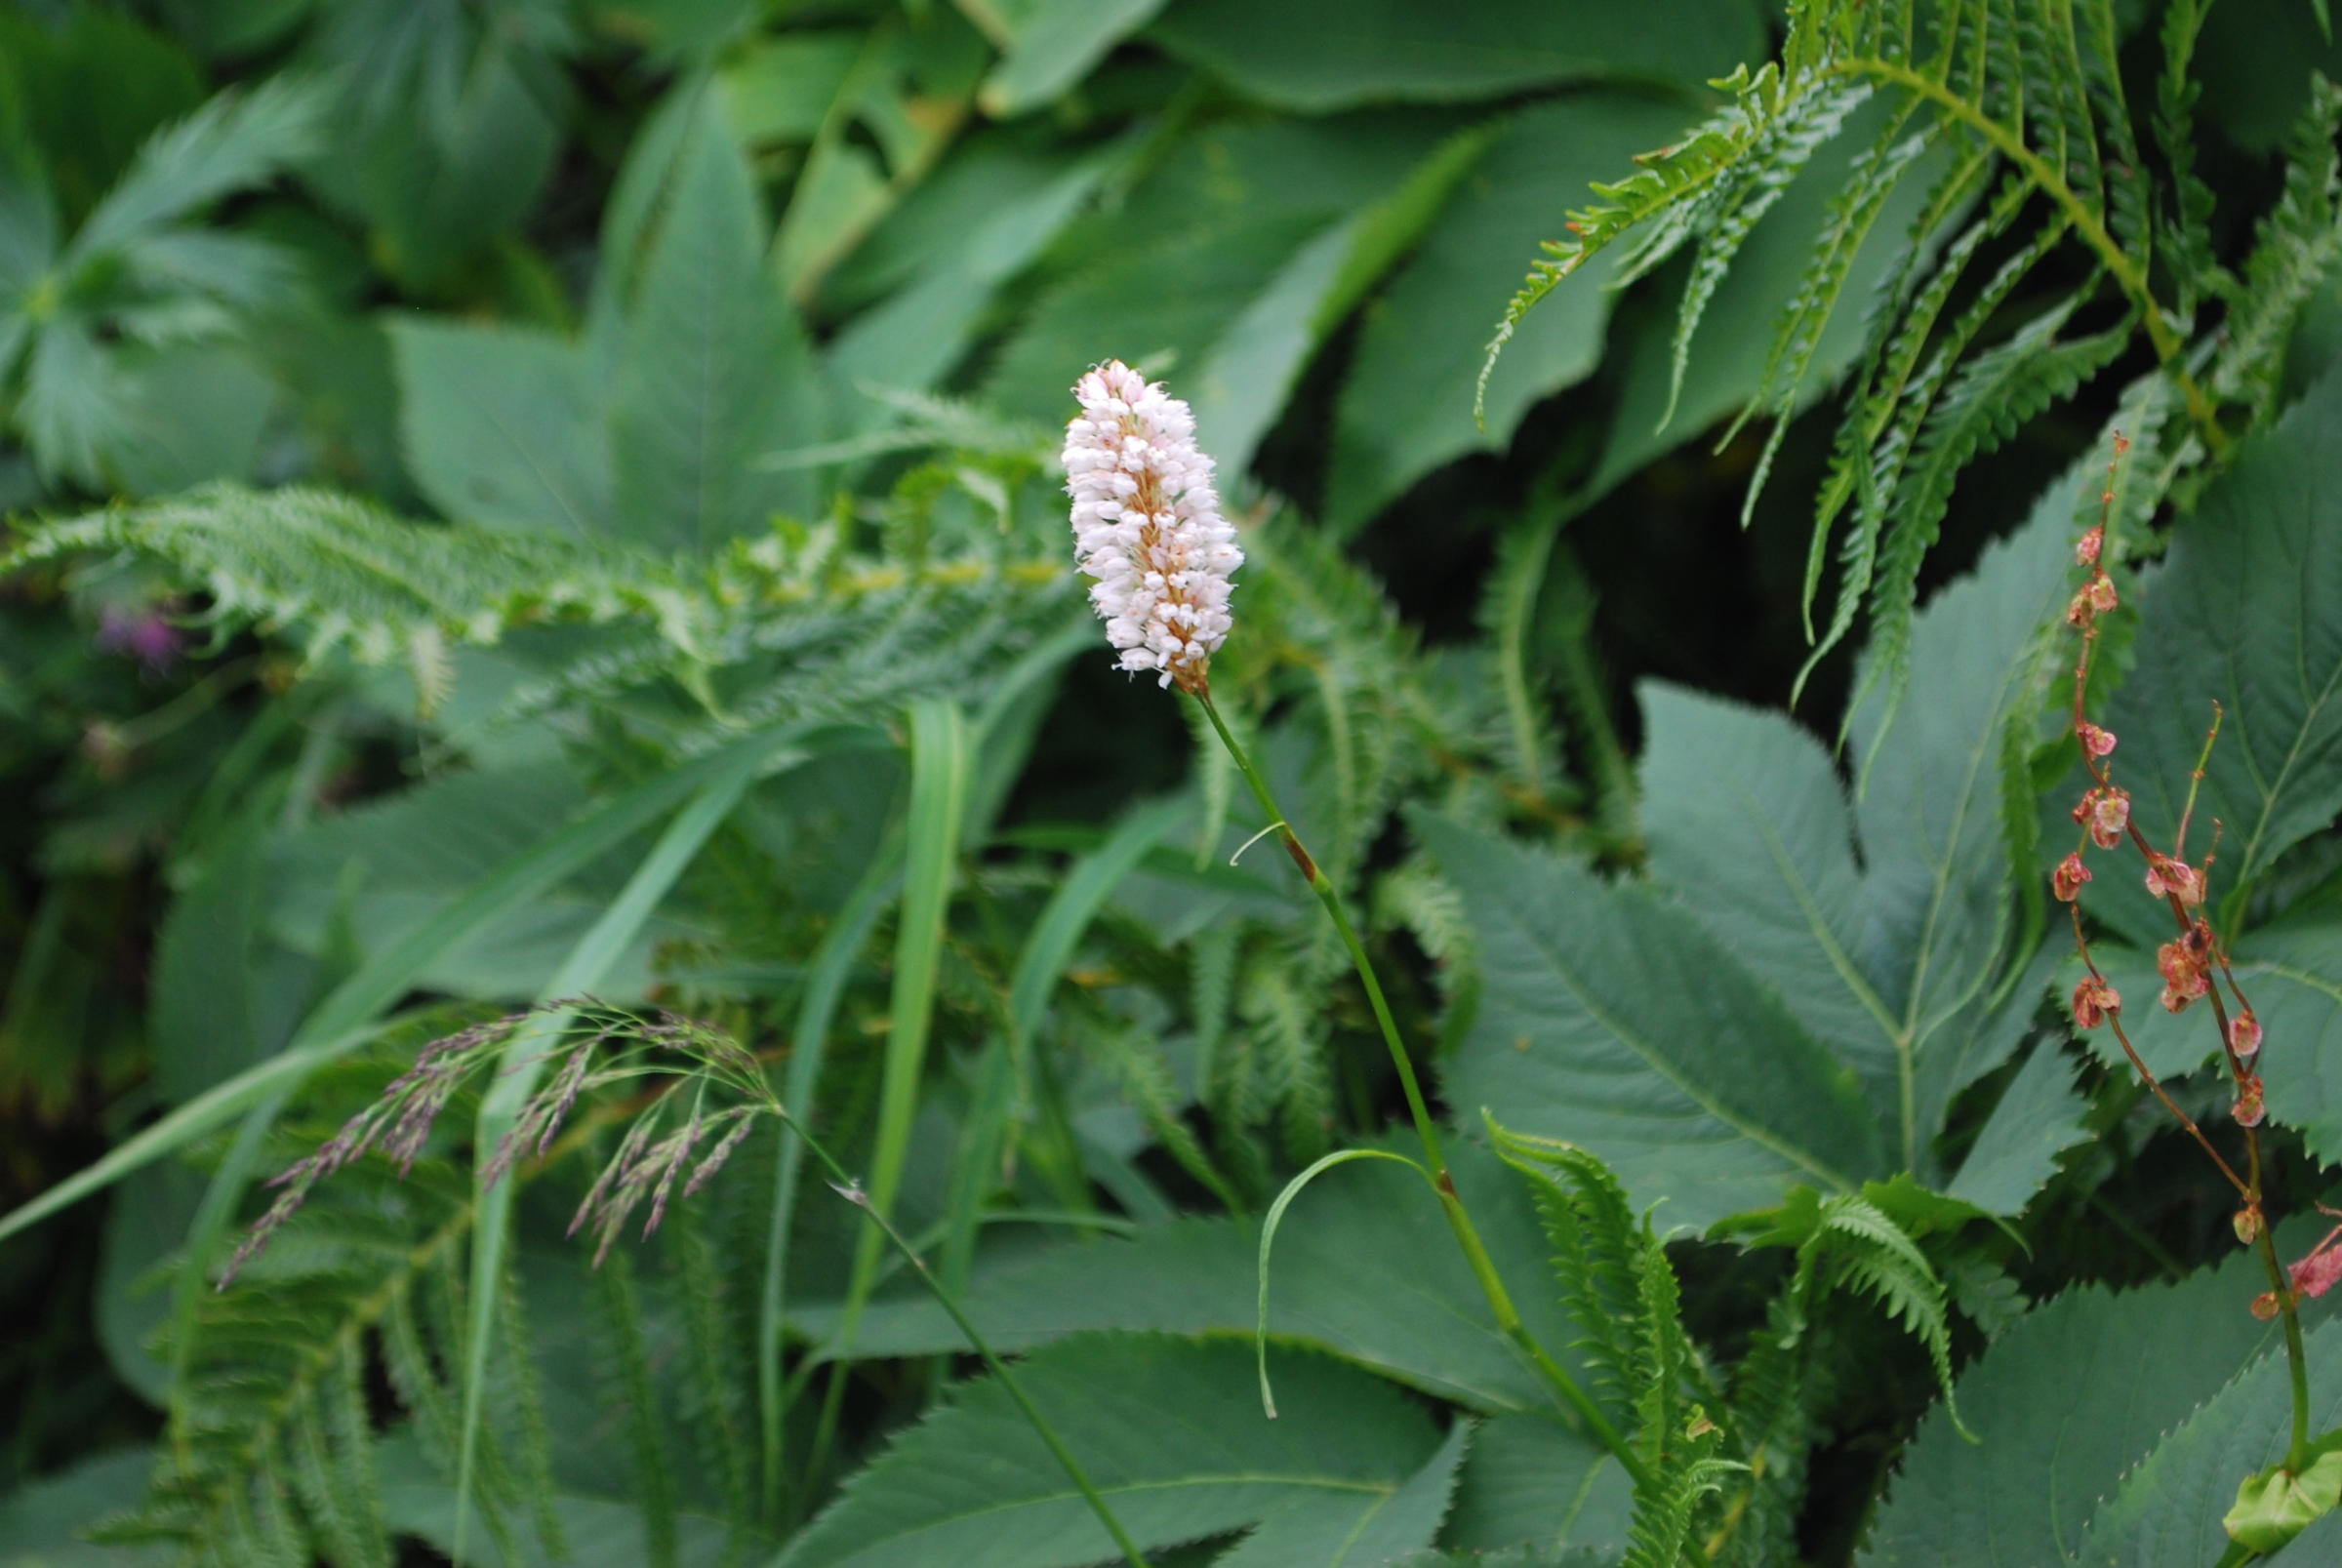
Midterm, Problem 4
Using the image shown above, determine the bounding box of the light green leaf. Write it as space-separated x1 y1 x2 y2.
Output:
1943 1038 2090 1215
1326 96 1692 533
980 0 1168 117
773 1337 1441 1568
1211 1419 1469 1568
1860 1251 2297 1566
2106 365 2342 905
1422 812 1884 1229
0 1447 170 1566
1148 0 1764 112
610 94 825 546
794 1138 1596 1414
1441 1415 1630 1554
390 320 615 537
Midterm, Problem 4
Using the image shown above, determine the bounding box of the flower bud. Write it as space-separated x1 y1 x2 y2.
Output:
2077 722 2117 758
2075 526 2103 566
2252 1291 2283 1321
2231 1010 2263 1060
2144 858 2203 906
2235 1207 2265 1245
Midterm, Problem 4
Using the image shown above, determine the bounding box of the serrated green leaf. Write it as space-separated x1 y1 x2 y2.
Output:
2105 366 2342 907
1860 1251 2296 1566
1638 457 2073 1176
793 1138 1595 1414
611 93 825 546
1419 812 1885 1229
773 1337 1442 1568
390 320 614 537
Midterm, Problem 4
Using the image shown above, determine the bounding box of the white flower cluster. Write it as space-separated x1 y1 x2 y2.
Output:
1063 360 1242 692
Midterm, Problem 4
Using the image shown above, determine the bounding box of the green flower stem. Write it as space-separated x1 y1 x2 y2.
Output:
1191 689 1680 1537
780 1108 1155 1568
2257 1226 2315 1474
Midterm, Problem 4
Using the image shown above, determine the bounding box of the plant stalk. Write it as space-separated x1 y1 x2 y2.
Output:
1191 688 1689 1541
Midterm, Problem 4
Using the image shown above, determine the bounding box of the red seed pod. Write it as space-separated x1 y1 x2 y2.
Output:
2053 852 2092 903
2234 1077 2267 1128
2144 858 2204 906
2232 1010 2264 1060
2252 1291 2284 1321
2077 722 2118 757
2078 787 2130 850
2076 526 2104 566
2085 576 2119 614
2072 977 2120 1030
2235 1207 2266 1245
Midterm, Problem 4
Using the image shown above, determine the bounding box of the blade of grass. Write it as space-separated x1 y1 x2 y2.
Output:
803 698 969 1504
450 727 808 1560
757 833 904 1526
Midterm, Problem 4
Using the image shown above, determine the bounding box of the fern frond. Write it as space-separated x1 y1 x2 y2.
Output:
2209 74 2342 425
1476 60 1796 425
70 75 327 258
1239 957 1335 1166
1485 1119 1652 1411
1663 79 1878 431
1803 1193 1966 1433
1855 300 2130 747
2154 0 2225 313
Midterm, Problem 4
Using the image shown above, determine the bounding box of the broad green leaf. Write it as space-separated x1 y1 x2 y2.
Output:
111 342 275 496
828 146 1118 404
1422 812 1884 1229
390 319 615 536
2105 366 2342 906
1441 1414 1631 1554
1943 1037 2090 1215
0 1447 170 1566
610 95 825 545
793 1138 1595 1414
773 1337 1442 1568
1860 1251 2293 1566
1640 461 2077 1173
1148 0 1765 112
1211 1420 1469 1568
304 10 565 287
1325 97 1691 532
980 0 1168 117
982 113 1462 423
2083 921 2342 1165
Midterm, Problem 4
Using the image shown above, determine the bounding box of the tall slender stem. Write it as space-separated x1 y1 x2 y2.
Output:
1191 688 1693 1551
784 1112 1155 1568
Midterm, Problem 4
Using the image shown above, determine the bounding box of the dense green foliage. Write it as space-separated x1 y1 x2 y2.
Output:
5 0 2342 1565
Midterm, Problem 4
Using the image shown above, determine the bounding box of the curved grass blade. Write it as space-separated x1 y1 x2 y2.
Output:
1256 1146 1431 1419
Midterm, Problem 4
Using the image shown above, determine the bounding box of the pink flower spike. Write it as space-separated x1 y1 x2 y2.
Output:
2231 1010 2263 1060
2077 722 2117 758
